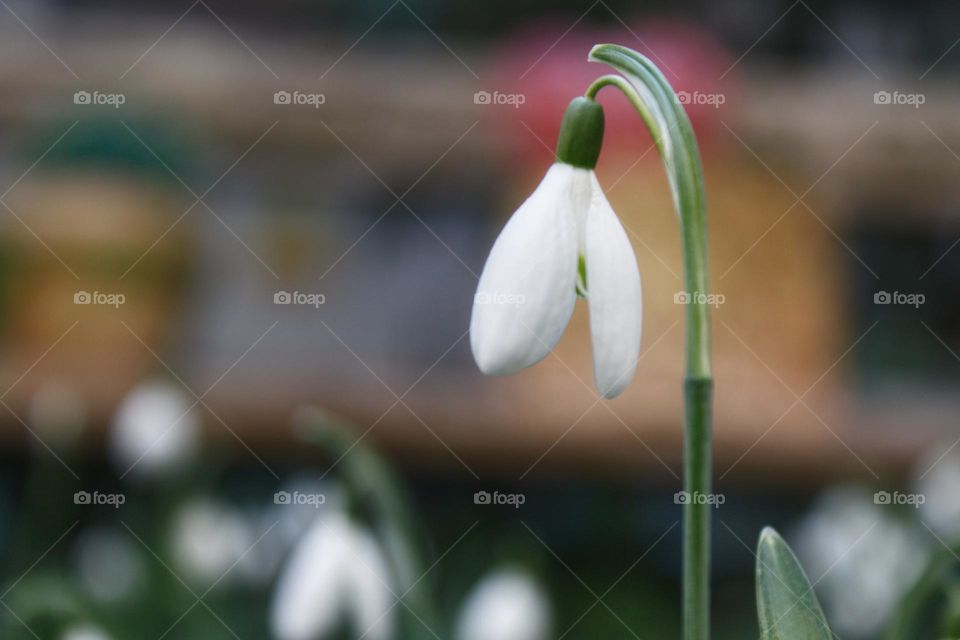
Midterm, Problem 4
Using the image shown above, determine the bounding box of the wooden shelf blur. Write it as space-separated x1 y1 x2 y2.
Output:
0 17 954 486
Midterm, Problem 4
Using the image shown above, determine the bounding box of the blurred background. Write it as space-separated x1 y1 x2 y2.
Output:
0 0 959 638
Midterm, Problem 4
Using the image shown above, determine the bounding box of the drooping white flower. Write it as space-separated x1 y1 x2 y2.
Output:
343 526 395 640
73 526 145 603
109 380 200 478
271 512 395 640
61 625 111 640
913 444 960 539
169 498 254 588
793 486 930 639
470 97 641 398
454 567 552 640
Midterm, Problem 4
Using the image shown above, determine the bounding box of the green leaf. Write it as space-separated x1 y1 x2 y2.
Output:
756 527 833 640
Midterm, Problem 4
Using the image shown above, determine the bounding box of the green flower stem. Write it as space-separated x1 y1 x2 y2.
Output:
588 44 713 640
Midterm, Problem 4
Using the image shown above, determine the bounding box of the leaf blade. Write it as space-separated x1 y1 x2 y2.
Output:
756 527 833 640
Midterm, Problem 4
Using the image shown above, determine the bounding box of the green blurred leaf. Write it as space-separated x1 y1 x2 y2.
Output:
756 527 833 640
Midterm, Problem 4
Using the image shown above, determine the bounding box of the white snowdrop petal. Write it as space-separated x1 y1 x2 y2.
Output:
455 568 551 640
170 499 254 588
914 447 960 539
470 164 591 375
271 515 353 640
345 528 395 640
584 174 642 398
62 626 112 640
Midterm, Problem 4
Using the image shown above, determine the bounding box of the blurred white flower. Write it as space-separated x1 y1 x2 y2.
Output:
914 445 960 540
794 485 931 638
61 625 111 640
271 513 394 640
109 381 200 478
73 526 144 603
170 498 254 588
455 567 552 640
343 527 395 640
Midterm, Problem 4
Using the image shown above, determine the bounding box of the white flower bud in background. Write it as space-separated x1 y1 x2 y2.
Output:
793 486 930 639
73 526 145 603
913 445 960 540
271 512 395 640
455 567 552 640
169 498 254 588
61 625 111 640
109 381 200 478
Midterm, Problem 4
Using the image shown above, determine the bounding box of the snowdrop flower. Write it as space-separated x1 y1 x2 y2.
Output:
271 512 395 640
455 567 551 640
73 526 145 603
913 444 960 540
170 498 254 588
794 486 930 638
109 380 200 478
61 626 111 640
470 97 641 398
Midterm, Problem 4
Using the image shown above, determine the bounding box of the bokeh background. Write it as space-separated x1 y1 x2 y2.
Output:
0 0 958 638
